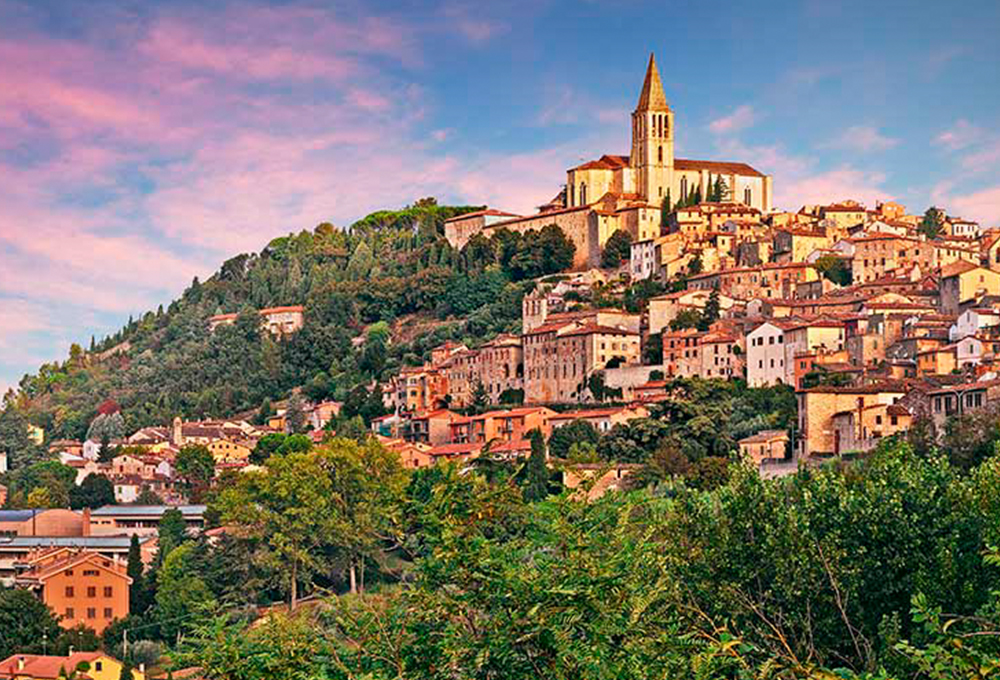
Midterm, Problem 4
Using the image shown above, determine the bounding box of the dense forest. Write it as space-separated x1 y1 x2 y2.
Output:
0 199 582 469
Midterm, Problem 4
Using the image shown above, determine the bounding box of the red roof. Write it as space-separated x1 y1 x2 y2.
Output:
0 653 108 680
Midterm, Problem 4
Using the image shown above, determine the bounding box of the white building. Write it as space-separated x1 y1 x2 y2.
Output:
746 321 791 387
950 308 1000 341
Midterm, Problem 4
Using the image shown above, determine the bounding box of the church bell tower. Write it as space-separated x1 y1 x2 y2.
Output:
631 53 673 206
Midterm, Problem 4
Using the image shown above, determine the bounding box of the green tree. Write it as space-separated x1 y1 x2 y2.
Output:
697 289 721 331
69 473 115 510
600 229 633 269
660 191 672 228
53 624 100 655
175 445 215 502
251 432 286 464
157 508 188 561
284 392 307 434
548 419 601 459
0 588 61 657
155 543 216 643
918 206 946 239
126 534 148 615
814 254 852 286
687 254 703 275
522 429 549 502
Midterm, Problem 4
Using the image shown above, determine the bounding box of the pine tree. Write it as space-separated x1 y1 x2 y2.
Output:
661 191 672 229
522 429 549 502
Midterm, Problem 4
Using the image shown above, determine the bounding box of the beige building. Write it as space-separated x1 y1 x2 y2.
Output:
523 321 640 404
940 261 1000 315
796 384 908 458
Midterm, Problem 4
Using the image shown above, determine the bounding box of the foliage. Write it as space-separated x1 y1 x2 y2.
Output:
521 429 549 502
918 206 946 239
548 419 601 460
0 587 62 658
600 229 633 269
69 473 115 509
175 445 215 501
158 508 189 561
814 254 853 286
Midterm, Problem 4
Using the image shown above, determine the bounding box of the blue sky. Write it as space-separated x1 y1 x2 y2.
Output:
1 0 999 392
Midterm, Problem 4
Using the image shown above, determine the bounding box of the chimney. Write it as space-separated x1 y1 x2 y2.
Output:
139 663 146 675
17 657 25 671
82 508 91 537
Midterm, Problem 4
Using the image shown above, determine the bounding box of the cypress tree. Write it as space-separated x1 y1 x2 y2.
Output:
126 535 144 614
522 429 549 502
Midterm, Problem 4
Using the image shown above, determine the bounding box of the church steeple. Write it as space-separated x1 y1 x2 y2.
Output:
631 53 674 205
635 53 670 112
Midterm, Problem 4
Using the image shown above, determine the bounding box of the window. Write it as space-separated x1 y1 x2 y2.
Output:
680 176 688 200
95 662 102 672
658 145 663 164
744 187 752 205
579 182 587 205
65 586 74 597
87 586 96 598
104 608 113 619
87 608 96 619
103 586 113 598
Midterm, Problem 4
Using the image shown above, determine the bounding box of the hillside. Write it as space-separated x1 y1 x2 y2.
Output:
1 199 571 466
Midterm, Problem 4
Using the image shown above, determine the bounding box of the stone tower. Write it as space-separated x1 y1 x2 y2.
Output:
172 416 184 447
630 53 673 206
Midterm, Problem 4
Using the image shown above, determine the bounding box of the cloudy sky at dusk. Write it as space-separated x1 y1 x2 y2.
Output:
1 0 999 391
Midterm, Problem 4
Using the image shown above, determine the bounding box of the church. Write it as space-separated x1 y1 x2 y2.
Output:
444 53 773 269
566 53 772 213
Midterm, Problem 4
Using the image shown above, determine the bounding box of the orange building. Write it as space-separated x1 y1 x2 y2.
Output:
15 549 130 634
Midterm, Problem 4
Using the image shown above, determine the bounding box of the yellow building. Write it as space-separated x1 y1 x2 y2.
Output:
207 438 253 464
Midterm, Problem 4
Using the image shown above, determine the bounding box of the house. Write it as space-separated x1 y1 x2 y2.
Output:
449 407 557 446
523 320 640 404
647 289 737 335
405 410 459 446
738 430 789 465
547 405 649 434
925 379 1000 430
378 438 436 470
207 305 304 336
950 307 1000 341
0 653 143 680
939 261 1000 315
0 536 157 586
746 321 794 387
796 383 908 458
14 549 130 634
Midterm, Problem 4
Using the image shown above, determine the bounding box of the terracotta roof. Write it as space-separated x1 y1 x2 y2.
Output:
673 159 765 177
739 429 788 444
0 653 107 679
571 154 631 171
259 305 304 314
560 323 639 338
940 260 983 278
444 209 520 222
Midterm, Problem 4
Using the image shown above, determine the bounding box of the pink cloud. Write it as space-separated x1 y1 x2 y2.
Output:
946 185 1000 226
935 119 985 151
708 105 756 135
824 125 898 153
777 168 892 208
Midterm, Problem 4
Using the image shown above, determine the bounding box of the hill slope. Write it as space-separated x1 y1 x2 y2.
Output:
1 199 563 466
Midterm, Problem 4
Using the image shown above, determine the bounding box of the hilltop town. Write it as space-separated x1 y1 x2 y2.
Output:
1 54 999 680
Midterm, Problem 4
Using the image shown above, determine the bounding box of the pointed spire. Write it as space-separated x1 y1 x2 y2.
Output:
636 53 669 112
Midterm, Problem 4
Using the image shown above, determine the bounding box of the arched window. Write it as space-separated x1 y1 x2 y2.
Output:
580 182 588 205
744 187 752 205
658 145 663 164
569 183 575 206
680 176 688 200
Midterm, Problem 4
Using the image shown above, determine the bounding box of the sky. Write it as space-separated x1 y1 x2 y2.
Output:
1 0 999 392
